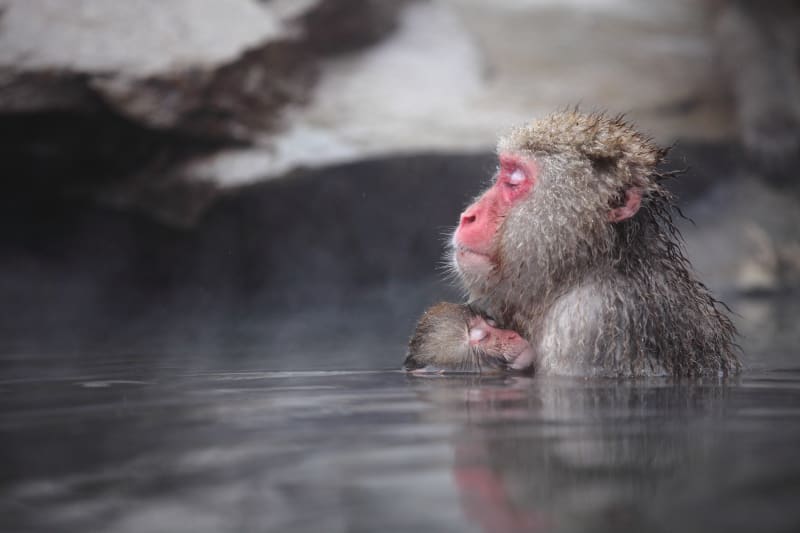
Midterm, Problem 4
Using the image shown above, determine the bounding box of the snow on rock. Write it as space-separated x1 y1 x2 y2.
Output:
0 0 285 77
193 0 734 187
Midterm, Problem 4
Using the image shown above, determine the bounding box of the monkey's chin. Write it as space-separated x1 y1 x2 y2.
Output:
454 248 493 279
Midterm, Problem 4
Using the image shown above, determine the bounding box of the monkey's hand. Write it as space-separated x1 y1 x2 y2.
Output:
504 344 536 373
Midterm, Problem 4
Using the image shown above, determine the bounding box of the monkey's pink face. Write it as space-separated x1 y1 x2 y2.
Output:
453 153 536 277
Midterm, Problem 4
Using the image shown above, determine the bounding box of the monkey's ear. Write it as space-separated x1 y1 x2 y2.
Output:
608 188 642 222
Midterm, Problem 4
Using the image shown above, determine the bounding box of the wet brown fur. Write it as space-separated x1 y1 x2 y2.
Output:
405 303 510 373
460 110 740 377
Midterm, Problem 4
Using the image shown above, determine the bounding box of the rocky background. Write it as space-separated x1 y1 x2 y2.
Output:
1 0 799 370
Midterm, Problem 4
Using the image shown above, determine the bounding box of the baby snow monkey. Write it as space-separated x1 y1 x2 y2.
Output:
404 302 535 374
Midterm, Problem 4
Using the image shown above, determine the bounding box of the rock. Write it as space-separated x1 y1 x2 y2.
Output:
0 0 407 225
0 0 407 140
713 0 800 185
736 224 780 293
0 1 284 78
0 0 315 140
2 0 796 228
190 0 738 187
681 175 800 294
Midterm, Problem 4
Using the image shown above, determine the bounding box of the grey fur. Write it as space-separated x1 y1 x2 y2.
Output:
453 111 740 377
405 302 520 373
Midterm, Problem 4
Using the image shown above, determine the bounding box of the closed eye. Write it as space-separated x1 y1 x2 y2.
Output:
469 328 488 342
509 168 525 184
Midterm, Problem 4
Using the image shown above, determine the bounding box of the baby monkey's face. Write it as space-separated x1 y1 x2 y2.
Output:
404 303 535 374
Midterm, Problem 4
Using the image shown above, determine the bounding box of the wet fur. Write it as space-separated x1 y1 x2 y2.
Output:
461 111 740 377
405 303 508 373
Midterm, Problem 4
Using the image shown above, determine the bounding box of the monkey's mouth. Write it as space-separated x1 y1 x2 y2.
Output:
455 246 492 262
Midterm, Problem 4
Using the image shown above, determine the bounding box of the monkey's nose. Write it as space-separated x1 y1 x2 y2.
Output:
460 212 477 226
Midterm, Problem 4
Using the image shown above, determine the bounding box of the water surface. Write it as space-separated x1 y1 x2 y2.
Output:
2 294 800 533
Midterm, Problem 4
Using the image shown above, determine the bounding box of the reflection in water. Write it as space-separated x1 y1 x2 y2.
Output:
413 376 746 532
3 365 800 533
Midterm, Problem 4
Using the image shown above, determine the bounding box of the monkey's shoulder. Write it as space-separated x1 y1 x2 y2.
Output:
535 278 735 377
536 282 656 376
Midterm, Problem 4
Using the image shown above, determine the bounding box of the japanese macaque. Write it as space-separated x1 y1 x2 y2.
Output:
410 110 740 377
404 302 535 374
